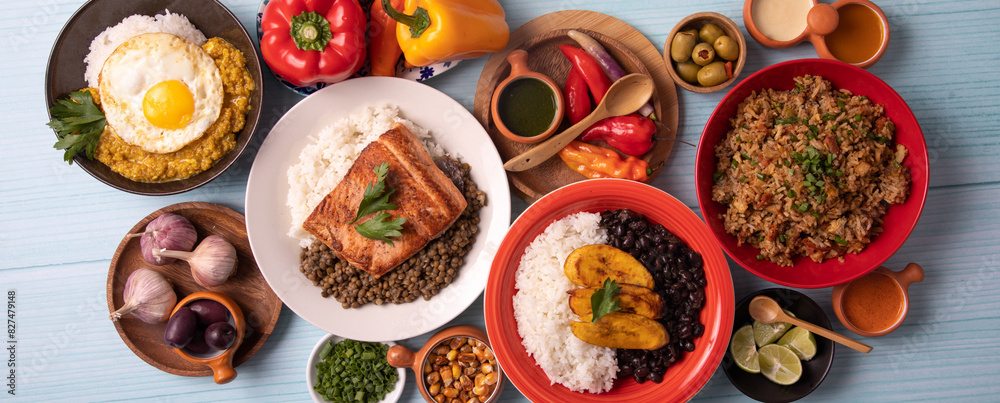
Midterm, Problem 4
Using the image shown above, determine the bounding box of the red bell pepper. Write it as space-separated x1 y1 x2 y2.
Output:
580 113 656 157
260 0 367 87
563 68 591 125
559 45 612 105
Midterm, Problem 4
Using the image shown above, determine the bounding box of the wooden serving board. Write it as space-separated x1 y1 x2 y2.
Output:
106 202 282 377
474 10 679 203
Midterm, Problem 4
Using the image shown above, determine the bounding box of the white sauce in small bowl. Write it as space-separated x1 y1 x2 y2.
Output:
751 0 813 41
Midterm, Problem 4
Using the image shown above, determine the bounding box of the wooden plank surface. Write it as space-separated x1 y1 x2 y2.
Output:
2 0 998 401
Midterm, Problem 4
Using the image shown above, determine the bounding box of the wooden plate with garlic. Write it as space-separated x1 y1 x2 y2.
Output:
105 202 282 377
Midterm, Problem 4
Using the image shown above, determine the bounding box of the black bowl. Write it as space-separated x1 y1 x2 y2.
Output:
722 288 835 402
44 0 263 195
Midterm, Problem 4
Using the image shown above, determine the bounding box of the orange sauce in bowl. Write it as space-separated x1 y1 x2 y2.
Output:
842 272 903 332
824 3 884 64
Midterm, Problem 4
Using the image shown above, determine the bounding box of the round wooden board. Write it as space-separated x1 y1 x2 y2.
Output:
106 202 282 377
474 10 679 203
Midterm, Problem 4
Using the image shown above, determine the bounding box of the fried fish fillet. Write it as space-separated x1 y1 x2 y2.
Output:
302 123 468 278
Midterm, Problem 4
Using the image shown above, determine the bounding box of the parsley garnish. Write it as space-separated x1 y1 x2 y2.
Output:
47 90 106 164
351 162 407 245
591 278 621 322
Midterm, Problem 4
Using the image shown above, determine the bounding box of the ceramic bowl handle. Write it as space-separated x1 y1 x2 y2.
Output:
208 356 237 384
897 263 925 288
386 345 415 368
506 50 530 76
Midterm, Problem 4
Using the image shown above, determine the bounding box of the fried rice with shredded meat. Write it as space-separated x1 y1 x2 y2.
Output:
711 75 911 266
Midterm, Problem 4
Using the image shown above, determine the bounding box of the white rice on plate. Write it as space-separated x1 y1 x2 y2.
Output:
286 104 444 247
512 212 618 394
84 10 208 88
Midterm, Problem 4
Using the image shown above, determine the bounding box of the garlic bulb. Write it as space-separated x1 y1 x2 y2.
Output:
110 268 177 324
157 235 237 288
127 213 197 266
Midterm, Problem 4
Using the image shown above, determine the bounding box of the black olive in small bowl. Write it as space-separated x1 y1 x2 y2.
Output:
723 288 835 402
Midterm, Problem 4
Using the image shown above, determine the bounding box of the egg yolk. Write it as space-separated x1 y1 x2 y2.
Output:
143 80 195 129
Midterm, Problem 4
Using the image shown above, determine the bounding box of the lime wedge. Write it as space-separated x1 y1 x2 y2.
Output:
778 326 817 361
758 344 803 385
730 325 760 373
753 319 791 347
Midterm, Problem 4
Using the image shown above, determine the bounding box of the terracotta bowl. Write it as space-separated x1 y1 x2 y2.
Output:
743 0 890 68
664 12 747 93
832 263 924 337
386 325 503 403
490 50 565 144
169 291 246 384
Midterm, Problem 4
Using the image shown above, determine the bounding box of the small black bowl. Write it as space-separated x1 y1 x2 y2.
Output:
44 0 263 195
722 288 835 402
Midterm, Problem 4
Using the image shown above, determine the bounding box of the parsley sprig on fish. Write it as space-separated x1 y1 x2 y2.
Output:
47 90 106 164
351 162 406 245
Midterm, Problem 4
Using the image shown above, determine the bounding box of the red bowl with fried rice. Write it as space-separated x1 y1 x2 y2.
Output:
695 59 929 288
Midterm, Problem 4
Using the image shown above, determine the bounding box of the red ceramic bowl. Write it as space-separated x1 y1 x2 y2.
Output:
485 179 733 402
695 59 929 289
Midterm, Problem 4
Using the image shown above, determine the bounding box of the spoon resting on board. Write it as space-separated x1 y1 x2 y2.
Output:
503 73 655 172
749 295 873 354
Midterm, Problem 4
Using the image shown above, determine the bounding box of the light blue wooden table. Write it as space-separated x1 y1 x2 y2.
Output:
2 0 998 401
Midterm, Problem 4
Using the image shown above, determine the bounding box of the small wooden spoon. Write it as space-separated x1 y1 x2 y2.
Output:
503 73 655 172
750 295 873 354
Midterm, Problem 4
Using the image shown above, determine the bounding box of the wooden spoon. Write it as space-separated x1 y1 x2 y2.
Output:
503 73 655 172
749 295 873 354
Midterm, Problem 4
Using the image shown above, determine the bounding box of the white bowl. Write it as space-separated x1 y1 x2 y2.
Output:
306 334 406 403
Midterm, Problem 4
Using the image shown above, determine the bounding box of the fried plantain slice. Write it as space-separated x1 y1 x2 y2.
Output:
571 312 669 350
564 244 654 288
568 283 664 319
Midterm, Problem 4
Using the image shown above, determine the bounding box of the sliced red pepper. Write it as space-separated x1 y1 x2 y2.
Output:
724 61 733 79
559 45 612 105
261 0 367 87
580 113 656 157
563 68 592 125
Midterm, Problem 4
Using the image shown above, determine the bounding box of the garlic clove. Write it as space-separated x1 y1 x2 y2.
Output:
128 213 197 266
188 235 238 288
110 268 177 324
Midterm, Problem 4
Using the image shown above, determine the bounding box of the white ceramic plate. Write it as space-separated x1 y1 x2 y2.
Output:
245 76 510 341
307 334 406 403
256 0 460 96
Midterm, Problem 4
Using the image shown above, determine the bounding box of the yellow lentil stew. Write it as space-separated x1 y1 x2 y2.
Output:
94 37 254 183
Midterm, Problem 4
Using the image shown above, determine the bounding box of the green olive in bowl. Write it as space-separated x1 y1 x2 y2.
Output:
699 23 725 45
671 30 698 63
692 43 715 66
676 61 701 84
714 36 740 61
697 61 729 87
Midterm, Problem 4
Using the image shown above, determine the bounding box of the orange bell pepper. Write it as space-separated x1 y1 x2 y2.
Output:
558 141 650 182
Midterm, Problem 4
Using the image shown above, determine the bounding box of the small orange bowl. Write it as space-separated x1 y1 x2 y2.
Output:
490 50 564 144
743 0 890 69
169 291 246 384
832 263 924 337
387 325 504 403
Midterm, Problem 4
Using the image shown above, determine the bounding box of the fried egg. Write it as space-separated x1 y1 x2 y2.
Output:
98 32 223 154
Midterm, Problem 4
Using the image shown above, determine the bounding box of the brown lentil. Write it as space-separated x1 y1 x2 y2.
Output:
299 161 487 307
